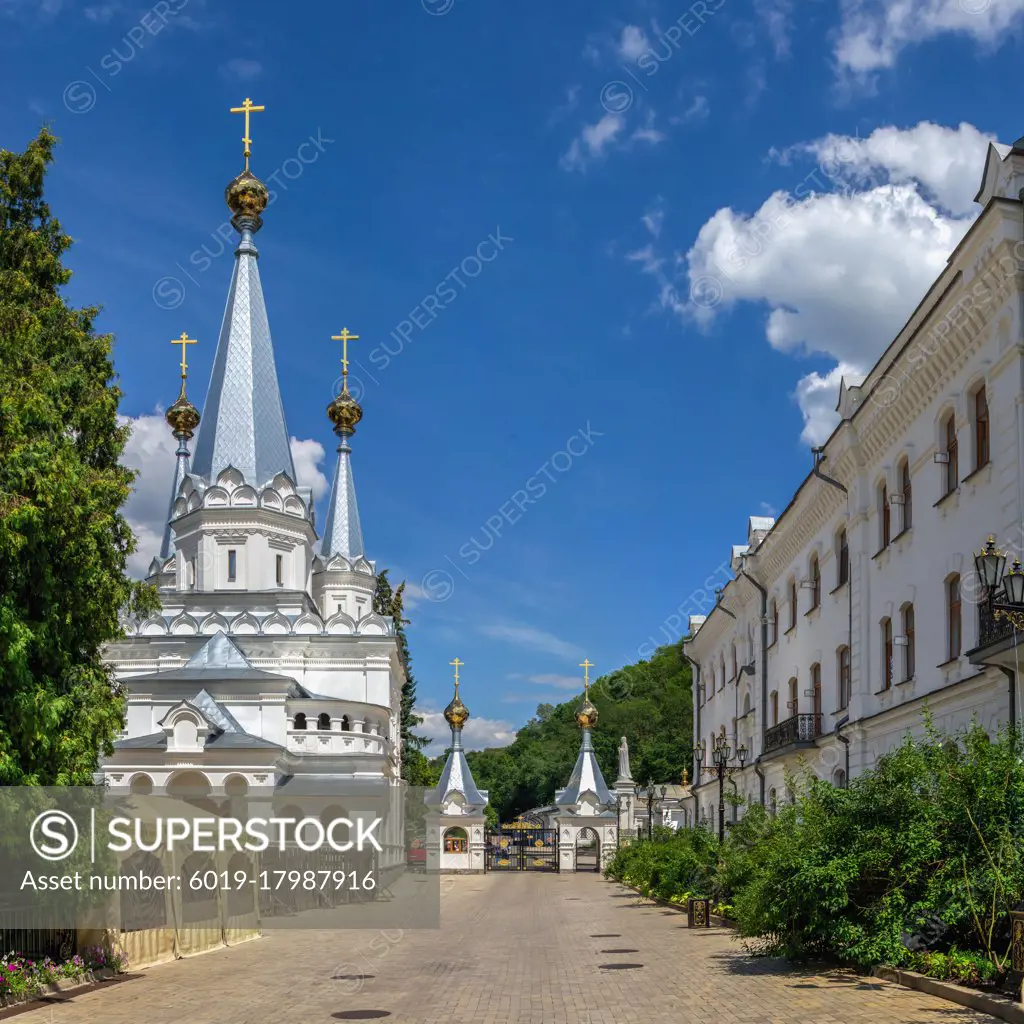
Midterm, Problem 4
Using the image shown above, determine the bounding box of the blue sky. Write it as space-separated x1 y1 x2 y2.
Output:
3 0 1024 750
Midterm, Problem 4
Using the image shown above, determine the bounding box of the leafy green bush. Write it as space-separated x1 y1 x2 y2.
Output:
605 825 718 900
733 722 1024 969
910 948 1000 986
607 720 1024 980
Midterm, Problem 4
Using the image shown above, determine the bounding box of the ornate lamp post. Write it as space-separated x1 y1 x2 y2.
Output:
696 736 748 842
975 536 1024 636
633 783 669 840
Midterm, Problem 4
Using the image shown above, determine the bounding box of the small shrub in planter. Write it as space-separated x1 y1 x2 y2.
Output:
83 946 128 974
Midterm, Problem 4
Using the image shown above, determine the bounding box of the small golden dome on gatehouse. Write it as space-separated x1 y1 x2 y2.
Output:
575 698 599 729
444 657 470 729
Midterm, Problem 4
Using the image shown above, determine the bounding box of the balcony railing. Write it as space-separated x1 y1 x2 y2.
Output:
286 731 388 756
764 713 821 754
977 599 1015 649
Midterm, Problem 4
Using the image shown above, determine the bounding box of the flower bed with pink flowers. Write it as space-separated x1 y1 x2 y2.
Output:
0 947 128 1006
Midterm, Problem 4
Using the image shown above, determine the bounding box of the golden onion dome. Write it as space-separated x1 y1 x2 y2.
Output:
166 386 200 438
327 387 363 437
576 697 599 729
225 169 269 229
444 691 470 730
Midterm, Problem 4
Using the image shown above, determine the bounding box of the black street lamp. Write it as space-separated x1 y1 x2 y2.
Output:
976 536 1024 625
695 736 748 842
975 537 1024 651
634 783 669 840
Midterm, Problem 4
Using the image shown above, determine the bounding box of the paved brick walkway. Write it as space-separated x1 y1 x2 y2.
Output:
12 874 1001 1023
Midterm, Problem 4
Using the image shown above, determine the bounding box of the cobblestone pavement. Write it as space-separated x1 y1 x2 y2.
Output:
11 874 1002 1023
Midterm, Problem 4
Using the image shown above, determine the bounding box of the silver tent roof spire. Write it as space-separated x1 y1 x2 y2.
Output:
556 659 615 810
321 328 365 560
189 153 296 488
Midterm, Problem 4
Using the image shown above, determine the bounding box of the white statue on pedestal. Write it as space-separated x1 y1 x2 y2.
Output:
617 736 632 784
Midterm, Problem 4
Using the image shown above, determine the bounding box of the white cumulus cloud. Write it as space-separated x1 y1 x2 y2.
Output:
289 436 330 501
617 24 651 60
121 412 177 577
789 120 999 216
629 121 993 444
836 0 1024 74
417 709 517 753
560 113 627 171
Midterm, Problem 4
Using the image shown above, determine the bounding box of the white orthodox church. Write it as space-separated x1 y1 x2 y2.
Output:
98 152 405 811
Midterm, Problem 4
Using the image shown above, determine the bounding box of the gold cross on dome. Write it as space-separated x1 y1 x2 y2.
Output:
331 328 360 389
171 332 198 380
449 657 464 693
229 97 265 170
579 658 594 697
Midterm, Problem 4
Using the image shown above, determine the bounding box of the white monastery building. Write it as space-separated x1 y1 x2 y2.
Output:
98 153 405 816
685 134 1024 825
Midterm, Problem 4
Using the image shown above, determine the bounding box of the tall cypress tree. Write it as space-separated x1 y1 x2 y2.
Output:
373 569 428 780
0 129 156 784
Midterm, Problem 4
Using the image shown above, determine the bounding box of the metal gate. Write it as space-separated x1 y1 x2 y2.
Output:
485 819 559 872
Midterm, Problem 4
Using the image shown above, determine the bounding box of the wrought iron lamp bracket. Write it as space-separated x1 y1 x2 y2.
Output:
994 606 1024 631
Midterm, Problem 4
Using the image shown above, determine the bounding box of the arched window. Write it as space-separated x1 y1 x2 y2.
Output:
769 690 779 726
973 384 990 470
317 713 331 731
787 677 798 717
833 768 847 789
881 617 893 691
878 480 890 549
129 773 154 795
836 527 849 586
947 575 962 661
837 646 851 710
942 411 958 495
810 662 821 722
719 654 725 691
809 554 821 609
768 787 778 815
341 714 351 732
443 827 468 854
899 458 912 532
901 603 915 681
293 713 307 731
769 599 778 646
788 579 798 631
731 643 738 681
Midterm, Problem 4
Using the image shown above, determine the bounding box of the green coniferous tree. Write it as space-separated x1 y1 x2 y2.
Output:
0 129 156 785
373 568 428 780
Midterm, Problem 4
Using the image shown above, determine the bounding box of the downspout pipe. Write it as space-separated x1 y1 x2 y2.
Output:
691 659 701 826
1000 666 1017 731
811 448 848 496
812 448 854 749
835 714 851 787
739 569 768 805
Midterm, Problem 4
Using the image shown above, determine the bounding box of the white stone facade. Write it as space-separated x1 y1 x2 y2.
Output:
684 139 1024 826
99 164 405 817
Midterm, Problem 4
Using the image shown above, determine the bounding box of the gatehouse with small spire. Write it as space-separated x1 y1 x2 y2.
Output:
425 659 488 872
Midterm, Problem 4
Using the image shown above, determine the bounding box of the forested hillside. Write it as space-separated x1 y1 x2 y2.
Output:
459 640 693 821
